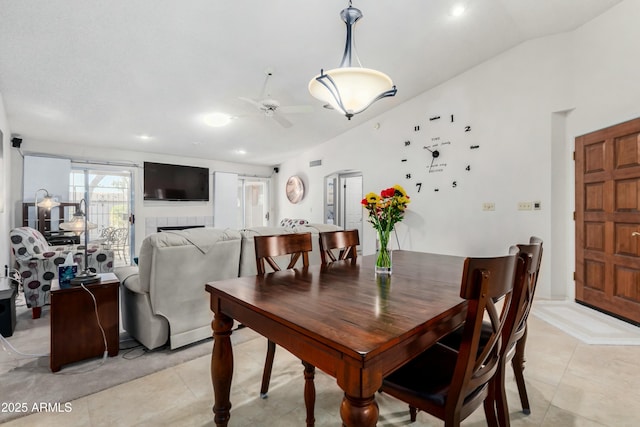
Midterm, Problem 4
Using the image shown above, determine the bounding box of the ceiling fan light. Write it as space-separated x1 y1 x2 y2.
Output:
203 112 232 127
308 67 395 118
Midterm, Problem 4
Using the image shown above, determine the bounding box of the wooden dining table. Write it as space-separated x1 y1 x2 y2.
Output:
205 250 468 427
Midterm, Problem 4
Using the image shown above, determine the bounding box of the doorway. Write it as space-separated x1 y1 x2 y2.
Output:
575 117 640 325
324 172 363 247
70 166 134 267
238 177 270 228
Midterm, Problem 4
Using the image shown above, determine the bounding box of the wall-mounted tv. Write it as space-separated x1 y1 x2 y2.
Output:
143 162 210 201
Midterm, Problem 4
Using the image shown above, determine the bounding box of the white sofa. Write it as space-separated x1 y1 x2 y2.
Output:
115 223 340 350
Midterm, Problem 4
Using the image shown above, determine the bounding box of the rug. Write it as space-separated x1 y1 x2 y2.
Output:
0 296 253 424
532 300 640 345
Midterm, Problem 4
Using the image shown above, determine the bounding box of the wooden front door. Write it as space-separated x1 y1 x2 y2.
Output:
575 117 640 325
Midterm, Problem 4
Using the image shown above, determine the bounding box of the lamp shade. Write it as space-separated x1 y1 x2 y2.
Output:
308 4 396 119
308 67 395 116
36 195 60 209
60 212 98 234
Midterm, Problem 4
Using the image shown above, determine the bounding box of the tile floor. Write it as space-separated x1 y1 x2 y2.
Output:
4 312 640 426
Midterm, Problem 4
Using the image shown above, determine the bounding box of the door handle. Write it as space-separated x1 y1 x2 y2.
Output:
633 232 640 237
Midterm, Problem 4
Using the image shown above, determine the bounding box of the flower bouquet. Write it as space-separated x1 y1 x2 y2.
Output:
361 185 410 274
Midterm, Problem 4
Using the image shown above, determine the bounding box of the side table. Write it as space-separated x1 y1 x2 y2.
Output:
50 275 120 372
0 286 17 337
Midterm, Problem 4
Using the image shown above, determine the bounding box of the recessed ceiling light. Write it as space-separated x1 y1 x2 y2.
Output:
235 149 247 155
138 134 153 141
451 4 466 17
203 112 232 127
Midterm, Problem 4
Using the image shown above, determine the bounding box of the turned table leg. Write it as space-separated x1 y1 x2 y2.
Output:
340 393 378 427
302 361 316 427
211 312 234 427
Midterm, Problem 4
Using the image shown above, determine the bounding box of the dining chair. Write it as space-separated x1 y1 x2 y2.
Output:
485 247 537 427
438 241 543 427
318 229 359 264
380 253 525 427
254 232 312 275
253 232 316 425
508 238 543 419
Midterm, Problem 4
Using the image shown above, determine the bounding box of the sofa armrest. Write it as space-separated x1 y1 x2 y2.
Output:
14 250 69 266
115 266 145 294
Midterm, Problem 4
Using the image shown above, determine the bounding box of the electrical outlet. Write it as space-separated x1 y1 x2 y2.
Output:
518 202 533 211
482 202 495 211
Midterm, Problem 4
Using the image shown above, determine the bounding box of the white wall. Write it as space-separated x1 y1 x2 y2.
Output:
10 139 273 255
0 93 11 272
276 0 640 301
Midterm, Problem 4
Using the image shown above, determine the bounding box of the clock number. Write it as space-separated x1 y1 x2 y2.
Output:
406 173 411 179
414 125 420 131
466 165 471 171
416 182 422 192
450 114 454 122
401 158 407 162
470 145 480 149
404 140 411 146
464 125 471 132
452 181 457 188
434 188 440 192
429 116 440 121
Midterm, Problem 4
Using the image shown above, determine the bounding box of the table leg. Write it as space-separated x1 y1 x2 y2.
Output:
302 360 316 427
211 312 234 427
340 393 378 427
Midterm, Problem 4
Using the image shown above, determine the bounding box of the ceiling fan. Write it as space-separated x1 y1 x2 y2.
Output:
240 68 313 128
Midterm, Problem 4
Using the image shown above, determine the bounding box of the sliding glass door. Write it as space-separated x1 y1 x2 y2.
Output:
69 166 134 267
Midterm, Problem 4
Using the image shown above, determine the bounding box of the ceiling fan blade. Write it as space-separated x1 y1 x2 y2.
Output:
239 97 264 111
279 105 314 114
271 112 293 128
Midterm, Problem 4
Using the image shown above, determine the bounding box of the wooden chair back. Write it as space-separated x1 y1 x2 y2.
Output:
447 253 524 418
318 229 360 264
254 233 313 274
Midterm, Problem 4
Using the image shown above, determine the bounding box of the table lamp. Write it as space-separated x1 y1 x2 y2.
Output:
60 199 101 285
34 188 60 231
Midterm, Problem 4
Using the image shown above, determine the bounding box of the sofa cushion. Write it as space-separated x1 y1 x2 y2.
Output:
293 223 344 234
138 228 242 294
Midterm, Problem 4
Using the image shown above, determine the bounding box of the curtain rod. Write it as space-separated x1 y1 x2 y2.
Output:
23 151 141 168
71 159 142 168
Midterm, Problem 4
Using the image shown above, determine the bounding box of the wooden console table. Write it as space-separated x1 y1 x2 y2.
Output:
50 275 120 372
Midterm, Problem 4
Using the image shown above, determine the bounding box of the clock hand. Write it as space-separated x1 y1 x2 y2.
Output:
423 146 440 158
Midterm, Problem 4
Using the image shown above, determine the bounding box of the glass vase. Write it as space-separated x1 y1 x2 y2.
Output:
375 245 392 275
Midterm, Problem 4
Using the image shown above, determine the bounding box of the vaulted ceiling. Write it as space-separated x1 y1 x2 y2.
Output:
0 0 622 165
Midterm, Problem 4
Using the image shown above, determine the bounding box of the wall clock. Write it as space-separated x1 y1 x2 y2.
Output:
401 113 478 193
286 175 305 204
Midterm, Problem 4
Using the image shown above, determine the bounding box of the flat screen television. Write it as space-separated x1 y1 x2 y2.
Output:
143 162 209 201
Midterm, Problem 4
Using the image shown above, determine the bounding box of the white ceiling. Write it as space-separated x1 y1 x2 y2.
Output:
0 0 622 166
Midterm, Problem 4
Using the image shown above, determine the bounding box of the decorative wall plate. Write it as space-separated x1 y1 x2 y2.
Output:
286 175 305 203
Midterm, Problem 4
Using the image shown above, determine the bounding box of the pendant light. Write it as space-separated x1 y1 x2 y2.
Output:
308 1 397 120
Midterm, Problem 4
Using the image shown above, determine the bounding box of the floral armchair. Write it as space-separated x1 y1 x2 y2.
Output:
9 227 115 318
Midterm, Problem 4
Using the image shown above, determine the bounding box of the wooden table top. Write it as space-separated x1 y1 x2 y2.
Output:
206 250 466 363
